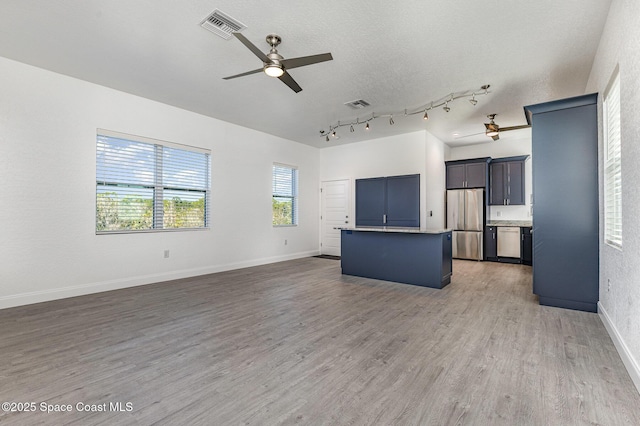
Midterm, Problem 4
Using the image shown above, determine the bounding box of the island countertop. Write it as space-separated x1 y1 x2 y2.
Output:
335 227 451 235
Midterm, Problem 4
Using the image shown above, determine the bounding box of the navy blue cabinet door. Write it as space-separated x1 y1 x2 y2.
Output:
386 175 420 227
446 164 465 189
355 178 386 226
490 163 506 205
485 226 497 259
465 163 487 188
507 162 525 205
521 227 532 266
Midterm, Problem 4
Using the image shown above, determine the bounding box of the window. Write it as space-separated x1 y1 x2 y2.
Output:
604 68 621 248
272 163 298 226
96 130 210 233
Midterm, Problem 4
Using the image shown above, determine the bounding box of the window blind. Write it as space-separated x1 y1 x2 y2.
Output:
272 164 298 226
604 71 621 248
96 130 210 233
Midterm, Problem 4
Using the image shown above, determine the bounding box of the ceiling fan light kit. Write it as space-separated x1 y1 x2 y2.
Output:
321 84 491 140
264 63 284 78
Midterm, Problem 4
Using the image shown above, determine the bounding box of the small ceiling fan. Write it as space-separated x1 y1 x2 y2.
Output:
484 114 531 140
223 33 333 93
456 114 531 141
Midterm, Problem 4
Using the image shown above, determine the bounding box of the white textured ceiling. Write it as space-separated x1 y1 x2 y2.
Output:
0 0 612 148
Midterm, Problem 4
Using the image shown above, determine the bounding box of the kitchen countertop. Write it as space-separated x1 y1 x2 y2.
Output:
336 227 451 234
486 220 533 227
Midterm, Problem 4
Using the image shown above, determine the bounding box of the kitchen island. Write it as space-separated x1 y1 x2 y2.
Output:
339 228 452 289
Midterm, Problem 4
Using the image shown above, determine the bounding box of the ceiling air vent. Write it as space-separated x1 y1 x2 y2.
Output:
200 9 247 40
344 99 371 109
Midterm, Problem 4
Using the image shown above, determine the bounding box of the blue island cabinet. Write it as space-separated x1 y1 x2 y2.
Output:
340 229 452 289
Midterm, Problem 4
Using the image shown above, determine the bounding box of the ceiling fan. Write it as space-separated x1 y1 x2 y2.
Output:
484 114 531 140
456 114 531 141
223 33 333 93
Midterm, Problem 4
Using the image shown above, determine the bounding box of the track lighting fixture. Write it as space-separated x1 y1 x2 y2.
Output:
319 84 491 140
326 135 330 142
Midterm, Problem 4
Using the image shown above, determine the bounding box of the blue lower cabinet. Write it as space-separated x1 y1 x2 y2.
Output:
340 229 452 289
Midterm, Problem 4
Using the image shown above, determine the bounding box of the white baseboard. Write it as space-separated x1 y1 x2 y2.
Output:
0 250 319 310
598 301 640 395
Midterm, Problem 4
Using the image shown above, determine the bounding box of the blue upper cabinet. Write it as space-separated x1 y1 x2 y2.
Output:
355 174 420 228
489 156 528 206
445 158 491 189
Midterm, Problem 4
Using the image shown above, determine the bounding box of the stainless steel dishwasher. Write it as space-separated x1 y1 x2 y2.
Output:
497 226 521 258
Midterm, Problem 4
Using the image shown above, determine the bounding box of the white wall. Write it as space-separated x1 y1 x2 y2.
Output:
319 130 448 230
447 134 532 221
585 0 640 392
0 56 320 309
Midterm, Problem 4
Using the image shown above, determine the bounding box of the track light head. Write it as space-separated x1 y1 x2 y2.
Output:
365 123 370 130
469 95 478 106
389 116 394 125
326 135 330 142
331 130 337 137
350 125 354 133
423 111 429 120
443 103 450 113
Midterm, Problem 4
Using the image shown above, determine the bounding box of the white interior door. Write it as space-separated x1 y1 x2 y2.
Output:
321 179 350 256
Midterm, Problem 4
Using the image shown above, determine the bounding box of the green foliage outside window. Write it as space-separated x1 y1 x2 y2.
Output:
272 197 294 226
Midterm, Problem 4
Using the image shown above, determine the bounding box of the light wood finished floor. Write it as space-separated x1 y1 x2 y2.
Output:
1 259 639 425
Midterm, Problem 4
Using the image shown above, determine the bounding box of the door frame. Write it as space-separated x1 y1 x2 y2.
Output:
319 178 352 255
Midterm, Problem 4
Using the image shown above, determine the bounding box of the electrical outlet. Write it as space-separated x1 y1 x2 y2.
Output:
164 250 170 258
284 239 288 246
497 211 502 217
607 278 611 292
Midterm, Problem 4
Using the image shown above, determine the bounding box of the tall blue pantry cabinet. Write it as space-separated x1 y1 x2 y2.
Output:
524 94 599 312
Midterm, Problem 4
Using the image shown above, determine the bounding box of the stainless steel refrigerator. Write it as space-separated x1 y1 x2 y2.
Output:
446 189 484 260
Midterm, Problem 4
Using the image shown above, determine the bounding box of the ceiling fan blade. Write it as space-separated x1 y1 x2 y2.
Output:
454 132 485 140
232 32 270 63
499 124 531 132
280 53 333 70
222 68 264 80
278 71 302 93
492 134 500 141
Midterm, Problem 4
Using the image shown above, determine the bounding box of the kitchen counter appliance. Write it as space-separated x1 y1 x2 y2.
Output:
497 226 521 258
447 189 484 260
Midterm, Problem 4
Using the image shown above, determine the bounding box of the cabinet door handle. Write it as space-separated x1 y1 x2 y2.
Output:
383 214 387 224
